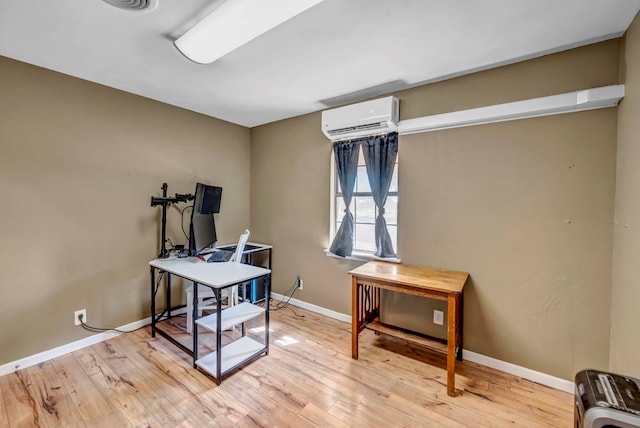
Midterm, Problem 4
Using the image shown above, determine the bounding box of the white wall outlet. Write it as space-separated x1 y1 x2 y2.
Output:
433 310 444 326
296 276 303 290
74 309 86 326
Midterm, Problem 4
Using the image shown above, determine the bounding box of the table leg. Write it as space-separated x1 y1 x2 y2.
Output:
351 276 359 359
150 267 156 337
167 272 171 318
447 294 457 397
216 287 222 385
457 295 463 361
264 274 270 354
192 282 198 368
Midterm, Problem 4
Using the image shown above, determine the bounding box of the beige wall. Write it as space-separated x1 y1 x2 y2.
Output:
251 40 620 380
0 56 251 365
611 14 640 378
400 112 616 379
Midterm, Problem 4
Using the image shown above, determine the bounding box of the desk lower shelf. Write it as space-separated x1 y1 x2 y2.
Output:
195 302 265 332
365 320 448 354
195 336 266 378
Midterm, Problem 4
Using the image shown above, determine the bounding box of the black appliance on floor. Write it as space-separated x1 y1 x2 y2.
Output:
575 369 640 427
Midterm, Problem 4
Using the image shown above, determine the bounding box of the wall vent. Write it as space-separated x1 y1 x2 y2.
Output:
101 0 157 11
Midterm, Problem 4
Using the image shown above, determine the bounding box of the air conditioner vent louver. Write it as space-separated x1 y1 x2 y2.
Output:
327 122 389 137
321 96 399 141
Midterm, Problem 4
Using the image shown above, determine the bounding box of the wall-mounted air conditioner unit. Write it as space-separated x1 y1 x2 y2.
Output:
321 96 399 141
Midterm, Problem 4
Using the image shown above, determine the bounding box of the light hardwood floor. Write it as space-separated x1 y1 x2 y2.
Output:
0 303 574 427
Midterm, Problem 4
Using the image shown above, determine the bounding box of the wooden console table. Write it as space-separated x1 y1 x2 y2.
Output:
349 261 468 397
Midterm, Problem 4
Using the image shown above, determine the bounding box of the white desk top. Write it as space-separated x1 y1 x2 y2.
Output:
149 257 270 288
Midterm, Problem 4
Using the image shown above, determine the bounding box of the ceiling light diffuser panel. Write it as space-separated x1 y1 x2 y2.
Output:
175 0 324 64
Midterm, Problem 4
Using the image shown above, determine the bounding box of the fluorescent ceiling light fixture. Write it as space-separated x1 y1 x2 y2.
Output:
175 0 323 64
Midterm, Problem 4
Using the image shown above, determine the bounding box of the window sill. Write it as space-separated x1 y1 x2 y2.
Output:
324 249 402 264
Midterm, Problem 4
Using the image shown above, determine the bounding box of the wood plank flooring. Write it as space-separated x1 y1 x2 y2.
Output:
0 303 574 427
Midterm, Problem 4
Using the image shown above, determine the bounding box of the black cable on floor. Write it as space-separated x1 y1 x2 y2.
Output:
79 317 147 334
260 280 305 318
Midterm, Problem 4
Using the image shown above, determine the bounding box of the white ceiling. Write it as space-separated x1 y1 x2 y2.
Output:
1 0 639 127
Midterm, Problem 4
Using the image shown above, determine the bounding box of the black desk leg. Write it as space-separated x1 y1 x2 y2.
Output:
192 282 198 368
216 287 222 385
265 273 270 354
167 272 171 318
242 295 246 336
150 267 156 337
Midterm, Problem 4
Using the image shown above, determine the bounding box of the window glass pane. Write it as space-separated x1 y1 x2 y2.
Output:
336 197 353 220
384 196 398 226
387 225 398 252
354 223 376 252
358 149 365 166
355 196 375 224
389 167 398 193
336 197 345 218
355 166 370 193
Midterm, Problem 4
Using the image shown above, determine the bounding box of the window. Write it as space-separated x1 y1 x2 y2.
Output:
334 149 398 254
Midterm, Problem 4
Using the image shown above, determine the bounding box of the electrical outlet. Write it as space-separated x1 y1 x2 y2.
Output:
74 309 86 326
433 310 444 326
296 276 303 290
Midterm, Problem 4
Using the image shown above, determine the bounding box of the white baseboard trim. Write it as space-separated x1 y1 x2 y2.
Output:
270 293 574 393
462 350 574 393
0 316 152 377
1 298 574 394
271 292 351 323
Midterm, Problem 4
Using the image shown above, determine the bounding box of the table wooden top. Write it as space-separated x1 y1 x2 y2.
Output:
348 261 468 294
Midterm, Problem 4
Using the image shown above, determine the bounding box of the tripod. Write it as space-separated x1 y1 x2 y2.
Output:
150 183 193 258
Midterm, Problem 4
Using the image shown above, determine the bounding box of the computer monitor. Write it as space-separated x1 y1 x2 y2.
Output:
189 213 217 256
188 182 222 255
193 183 222 214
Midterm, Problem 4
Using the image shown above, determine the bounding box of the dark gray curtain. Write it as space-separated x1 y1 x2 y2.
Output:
362 132 399 258
329 140 360 257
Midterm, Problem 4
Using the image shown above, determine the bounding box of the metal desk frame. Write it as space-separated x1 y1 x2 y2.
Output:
149 258 271 384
